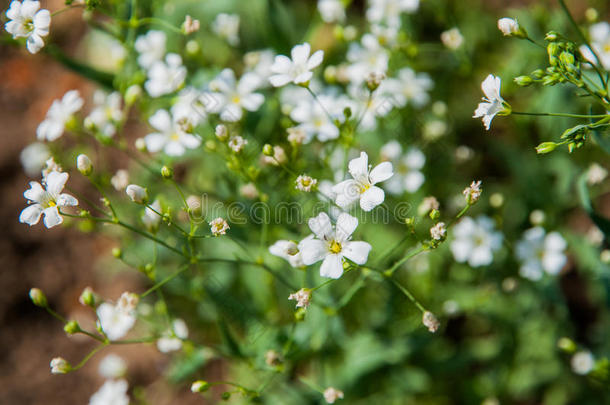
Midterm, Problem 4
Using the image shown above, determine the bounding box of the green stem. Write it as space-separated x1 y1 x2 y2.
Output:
141 264 190 297
384 246 427 276
512 111 609 118
389 278 427 313
72 343 108 370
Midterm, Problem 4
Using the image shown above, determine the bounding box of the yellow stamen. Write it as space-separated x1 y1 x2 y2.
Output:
329 240 342 254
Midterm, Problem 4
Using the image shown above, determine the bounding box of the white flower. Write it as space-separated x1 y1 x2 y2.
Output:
441 27 464 50
380 142 425 195
422 311 440 333
4 0 51 54
269 238 310 268
300 212 372 279
20 142 50 177
182 15 200 34
20 171 78 229
207 68 265 122
228 135 247 153
381 67 433 108
157 319 189 353
41 157 61 180
333 151 393 211
323 387 344 404
134 30 166 69
346 34 389 86
144 109 201 156
142 199 162 232
450 216 503 267
586 162 607 185
318 0 345 23
497 18 520 36
269 42 324 87
295 175 318 192
37 90 84 141
210 217 229 236
290 95 341 142
244 49 276 84
288 288 312 308
97 300 136 341
366 0 419 28
211 13 240 46
171 87 208 128
580 22 610 70
89 379 129 405
77 154 92 176
463 180 482 204
125 184 147 203
85 91 123 137
516 227 567 280
98 354 127 379
473 74 509 130
144 53 186 97
50 357 70 374
430 222 446 241
111 169 129 191
571 351 595 375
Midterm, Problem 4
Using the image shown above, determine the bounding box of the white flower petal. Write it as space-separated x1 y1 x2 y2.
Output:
369 161 393 184
360 185 384 211
308 212 333 240
319 254 344 279
42 206 63 228
342 241 372 265
19 204 43 226
300 238 328 265
335 213 358 241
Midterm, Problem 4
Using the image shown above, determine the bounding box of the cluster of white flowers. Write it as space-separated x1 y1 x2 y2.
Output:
450 216 503 267
4 0 50 54
515 227 567 280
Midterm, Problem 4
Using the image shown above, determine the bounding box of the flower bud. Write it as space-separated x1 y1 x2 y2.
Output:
64 320 80 335
535 141 558 154
215 124 228 141
29 288 47 307
112 247 122 258
77 154 92 176
125 85 142 106
161 165 173 179
531 69 545 79
182 15 200 34
545 31 560 42
557 337 577 353
514 76 533 86
429 209 440 220
262 144 274 156
79 287 96 307
126 184 148 203
191 380 209 393
422 311 440 333
50 357 71 374
498 18 526 38
135 138 147 152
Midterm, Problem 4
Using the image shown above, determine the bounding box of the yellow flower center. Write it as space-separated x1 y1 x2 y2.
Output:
359 183 371 193
48 200 57 207
232 95 241 104
329 240 342 254
170 133 180 141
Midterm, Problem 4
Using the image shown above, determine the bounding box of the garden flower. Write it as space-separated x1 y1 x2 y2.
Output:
295 175 318 192
144 109 201 156
380 141 425 195
430 222 446 241
323 387 344 404
89 379 129 405
37 90 84 141
288 288 312 308
450 216 503 267
111 169 129 191
441 27 464 50
207 68 265 122
571 351 595 375
333 151 393 211
211 13 240 46
318 0 345 23
463 180 482 204
515 227 567 280
300 212 372 279
50 357 70 374
144 53 186 97
473 74 510 130
269 42 324 87
134 30 166 69
97 298 137 341
228 135 247 153
290 95 341 141
269 238 309 268
4 0 51 54
126 184 147 203
98 354 127 379
346 34 389 85
366 0 419 27
381 67 433 108
85 91 123 138
20 171 78 229
210 217 229 236
580 22 610 70
157 319 189 353
20 142 50 177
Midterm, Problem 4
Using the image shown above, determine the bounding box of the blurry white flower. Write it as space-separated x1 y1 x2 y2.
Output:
98 354 127 379
586 162 607 185
182 15 200 34
473 74 509 130
418 196 439 216
516 227 567 280
333 151 393 211
37 90 84 141
288 288 311 308
366 0 419 27
85 91 123 138
20 171 78 229
287 126 308 144
240 183 259 199
529 210 545 226
41 157 61 180
269 42 324 87
77 154 92 176
441 27 464 50
430 222 446 241
381 67 433 108
244 49 276 84
450 216 503 267
300 212 372 279
228 135 247 153
318 0 345 23
571 351 594 375
580 22 610 70
172 87 208 127
295 175 318 192
380 142 425 195
290 94 340 142
261 145 287 166
142 199 162 232
20 142 50 177
157 319 189 353
463 180 482 204
346 34 389 85
270 238 309 268
125 184 147 204
371 24 398 46
111 169 129 191
211 13 240 46
89 379 129 405
323 387 344 404
97 297 137 341
4 0 50 54
50 357 70 374
144 53 186 97
134 30 166 69
145 109 201 156
210 217 229 236
422 311 440 333
497 18 520 37
586 226 604 247
208 68 265 122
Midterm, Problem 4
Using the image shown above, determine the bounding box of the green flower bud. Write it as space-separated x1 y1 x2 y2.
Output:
535 141 558 154
514 76 533 86
125 85 142 106
191 380 209 393
221 392 231 400
161 165 173 179
557 337 577 353
262 144 274 156
429 209 441 220
79 287 96 307
29 288 47 307
545 31 560 42
531 69 545 79
112 247 122 258
64 320 80 335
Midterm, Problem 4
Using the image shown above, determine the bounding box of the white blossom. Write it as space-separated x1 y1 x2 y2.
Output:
295 175 318 192
430 222 446 241
20 171 78 228
207 68 265 122
586 162 607 185
144 53 186 97
142 199 162 232
20 142 50 177
144 109 201 156
571 351 595 375
134 30 166 69
516 227 567 280
211 13 240 46
89 379 129 405
4 0 51 54
85 91 123 137
269 238 311 268
422 311 440 332
346 34 389 86
37 90 84 141
290 94 341 142
210 217 229 236
77 154 92 176
366 0 419 28
381 67 433 109
473 74 509 130
244 49 276 84
125 184 147 204
300 212 372 279
111 169 129 191
380 141 425 195
318 0 345 23
497 18 520 37
269 42 324 87
323 387 344 404
228 135 247 153
450 216 503 267
98 354 127 379
463 180 482 204
157 319 189 353
97 297 137 341
441 27 464 50
50 357 70 374
580 22 610 70
288 288 312 308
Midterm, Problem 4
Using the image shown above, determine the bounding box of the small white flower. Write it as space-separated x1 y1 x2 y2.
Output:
380 142 425 195
497 18 520 36
210 217 229 236
20 171 78 229
318 0 345 23
182 15 200 34
207 68 265 122
571 351 595 375
228 135 247 153
20 142 50 177
290 94 341 142
97 299 136 341
287 126 308 144
98 354 127 379
134 30 167 69
381 68 433 108
516 227 567 280
269 42 324 87
77 154 92 176
125 184 147 204
418 196 440 216
85 91 123 138
586 162 607 185
323 387 344 404
41 157 61 180
450 216 503 267
144 53 186 97
441 27 464 50
211 13 240 46
157 319 189 353
295 175 318 192
244 49 276 84
145 109 201 156
37 90 84 141
300 212 372 279
333 151 393 211
580 22 610 70
172 87 208 128
269 238 309 268
50 357 70 374
240 183 259 199
366 0 419 28
473 74 510 130
89 379 129 405
463 180 482 204
346 34 389 86
422 311 440 333
142 199 162 232
430 222 446 241
288 288 311 308
4 0 51 54
261 145 287 166
111 169 129 191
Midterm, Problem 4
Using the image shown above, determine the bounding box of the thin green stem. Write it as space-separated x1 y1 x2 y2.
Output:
384 246 427 276
141 264 190 298
72 344 108 371
389 278 427 313
512 111 609 118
